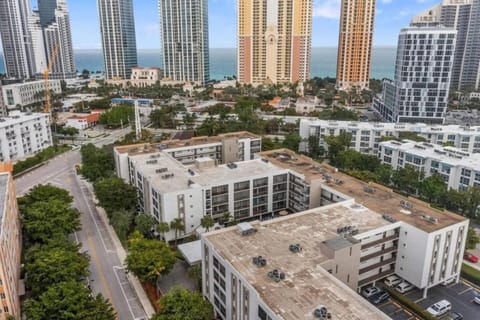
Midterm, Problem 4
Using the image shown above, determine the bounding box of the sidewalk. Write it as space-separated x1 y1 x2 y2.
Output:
82 178 156 318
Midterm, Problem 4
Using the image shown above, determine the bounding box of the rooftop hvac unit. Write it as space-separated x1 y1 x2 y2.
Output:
155 168 168 174
363 185 374 194
382 214 397 223
289 244 302 253
238 222 257 236
252 256 267 267
267 269 286 282
313 305 331 319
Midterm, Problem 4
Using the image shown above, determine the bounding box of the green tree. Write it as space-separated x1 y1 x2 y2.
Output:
466 228 480 250
200 215 214 232
22 200 81 245
170 218 185 245
374 164 393 185
325 132 352 160
23 281 116 320
135 214 157 238
419 174 447 204
282 133 302 152
461 187 480 219
110 210 134 245
79 144 114 182
25 244 89 295
18 184 73 210
156 222 170 243
391 166 424 195
94 176 138 214
125 231 176 284
307 136 324 159
152 287 213 320
99 104 134 127
186 265 202 289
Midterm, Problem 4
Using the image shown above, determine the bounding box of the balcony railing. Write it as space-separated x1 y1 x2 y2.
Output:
361 233 399 250
360 246 398 262
359 257 396 274
358 269 395 287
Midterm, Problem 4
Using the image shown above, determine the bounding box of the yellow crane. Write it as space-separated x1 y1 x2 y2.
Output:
43 46 60 113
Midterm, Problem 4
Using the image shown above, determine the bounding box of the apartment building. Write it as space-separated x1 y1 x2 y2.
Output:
379 139 480 191
0 169 22 319
373 24 456 124
1 79 62 110
336 0 376 91
299 119 480 155
0 112 52 162
203 150 468 319
130 67 162 87
237 0 313 85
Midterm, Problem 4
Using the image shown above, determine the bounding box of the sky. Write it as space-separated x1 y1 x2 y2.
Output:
60 0 440 49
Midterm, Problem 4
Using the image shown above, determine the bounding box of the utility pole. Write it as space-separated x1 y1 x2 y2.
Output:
135 100 141 140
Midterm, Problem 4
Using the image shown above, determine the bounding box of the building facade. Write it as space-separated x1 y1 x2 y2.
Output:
0 170 22 319
299 119 480 155
28 12 48 75
202 150 468 319
0 0 35 79
379 139 480 191
158 0 209 85
237 0 313 85
336 0 376 91
39 0 76 79
461 0 480 91
130 67 162 87
97 0 138 80
0 112 52 162
373 24 457 124
1 80 62 110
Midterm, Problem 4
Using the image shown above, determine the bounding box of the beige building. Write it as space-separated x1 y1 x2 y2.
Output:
0 166 22 319
336 0 376 91
130 67 162 87
237 0 312 85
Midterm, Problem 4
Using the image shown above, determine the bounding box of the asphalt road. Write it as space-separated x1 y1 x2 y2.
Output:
15 128 147 320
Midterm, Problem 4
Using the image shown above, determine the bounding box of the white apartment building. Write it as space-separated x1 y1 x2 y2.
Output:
130 67 162 87
379 139 480 191
0 112 52 162
1 80 62 109
299 119 480 155
202 171 468 319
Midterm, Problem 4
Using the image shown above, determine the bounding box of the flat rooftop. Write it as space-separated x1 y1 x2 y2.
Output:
130 153 286 193
114 131 260 156
205 203 391 320
0 112 47 128
258 149 466 233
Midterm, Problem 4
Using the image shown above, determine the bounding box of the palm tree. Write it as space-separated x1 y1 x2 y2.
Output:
200 215 215 232
156 222 170 244
220 212 233 226
170 218 185 246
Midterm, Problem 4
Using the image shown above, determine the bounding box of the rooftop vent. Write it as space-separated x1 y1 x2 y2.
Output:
238 222 257 236
334 178 344 185
227 162 238 169
261 158 269 163
146 159 158 164
267 269 286 282
289 244 302 253
336 225 358 235
313 305 331 319
161 173 174 179
363 185 375 194
422 215 439 224
188 169 195 176
400 200 413 210
252 256 267 267
155 168 168 174
382 214 397 223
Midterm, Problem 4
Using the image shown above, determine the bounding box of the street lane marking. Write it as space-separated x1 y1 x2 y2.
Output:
88 235 114 306
459 287 473 295
112 266 137 320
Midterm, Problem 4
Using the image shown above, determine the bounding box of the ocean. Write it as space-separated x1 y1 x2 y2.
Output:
0 47 397 81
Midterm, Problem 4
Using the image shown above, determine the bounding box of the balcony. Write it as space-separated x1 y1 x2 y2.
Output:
359 257 396 274
360 246 398 262
361 233 399 250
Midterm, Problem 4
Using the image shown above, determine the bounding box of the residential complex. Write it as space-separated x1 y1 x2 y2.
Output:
379 139 480 191
130 67 162 87
158 0 209 85
237 0 313 85
1 79 62 110
97 0 138 80
299 119 480 155
0 0 35 79
0 112 52 162
373 23 456 124
0 169 22 319
461 0 480 91
336 0 376 91
202 149 468 319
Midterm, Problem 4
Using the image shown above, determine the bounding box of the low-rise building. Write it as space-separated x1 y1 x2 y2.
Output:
130 67 162 87
1 80 62 110
299 119 480 155
379 139 480 191
65 113 100 130
0 168 22 319
0 112 52 162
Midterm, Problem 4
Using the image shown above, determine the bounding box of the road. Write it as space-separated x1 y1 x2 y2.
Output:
15 128 147 320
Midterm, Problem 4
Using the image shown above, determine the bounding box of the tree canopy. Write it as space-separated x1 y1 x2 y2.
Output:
152 287 213 320
79 144 115 182
94 176 138 214
99 104 134 127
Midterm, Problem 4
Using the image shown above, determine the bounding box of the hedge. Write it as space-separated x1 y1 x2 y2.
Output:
13 145 71 176
461 263 480 287
383 286 435 320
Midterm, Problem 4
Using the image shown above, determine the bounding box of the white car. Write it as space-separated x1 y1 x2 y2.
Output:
426 300 452 317
474 292 480 305
384 275 402 287
361 286 380 299
395 281 415 293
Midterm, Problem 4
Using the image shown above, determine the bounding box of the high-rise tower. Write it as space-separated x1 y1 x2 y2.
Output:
336 0 376 91
98 0 138 80
0 0 35 79
237 0 313 85
159 0 209 85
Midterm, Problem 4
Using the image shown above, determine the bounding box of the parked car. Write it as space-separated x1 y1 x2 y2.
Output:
474 291 480 305
361 286 380 299
464 253 479 263
395 281 415 293
370 291 390 305
448 311 464 320
426 300 452 317
384 275 402 287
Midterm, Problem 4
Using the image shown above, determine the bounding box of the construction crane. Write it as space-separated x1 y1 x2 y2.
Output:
43 46 60 113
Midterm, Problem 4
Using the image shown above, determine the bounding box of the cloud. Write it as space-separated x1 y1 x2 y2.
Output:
313 0 341 19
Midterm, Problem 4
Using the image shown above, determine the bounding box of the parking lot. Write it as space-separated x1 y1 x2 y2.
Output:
376 299 419 320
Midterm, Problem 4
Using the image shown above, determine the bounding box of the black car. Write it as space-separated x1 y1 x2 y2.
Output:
370 291 390 305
